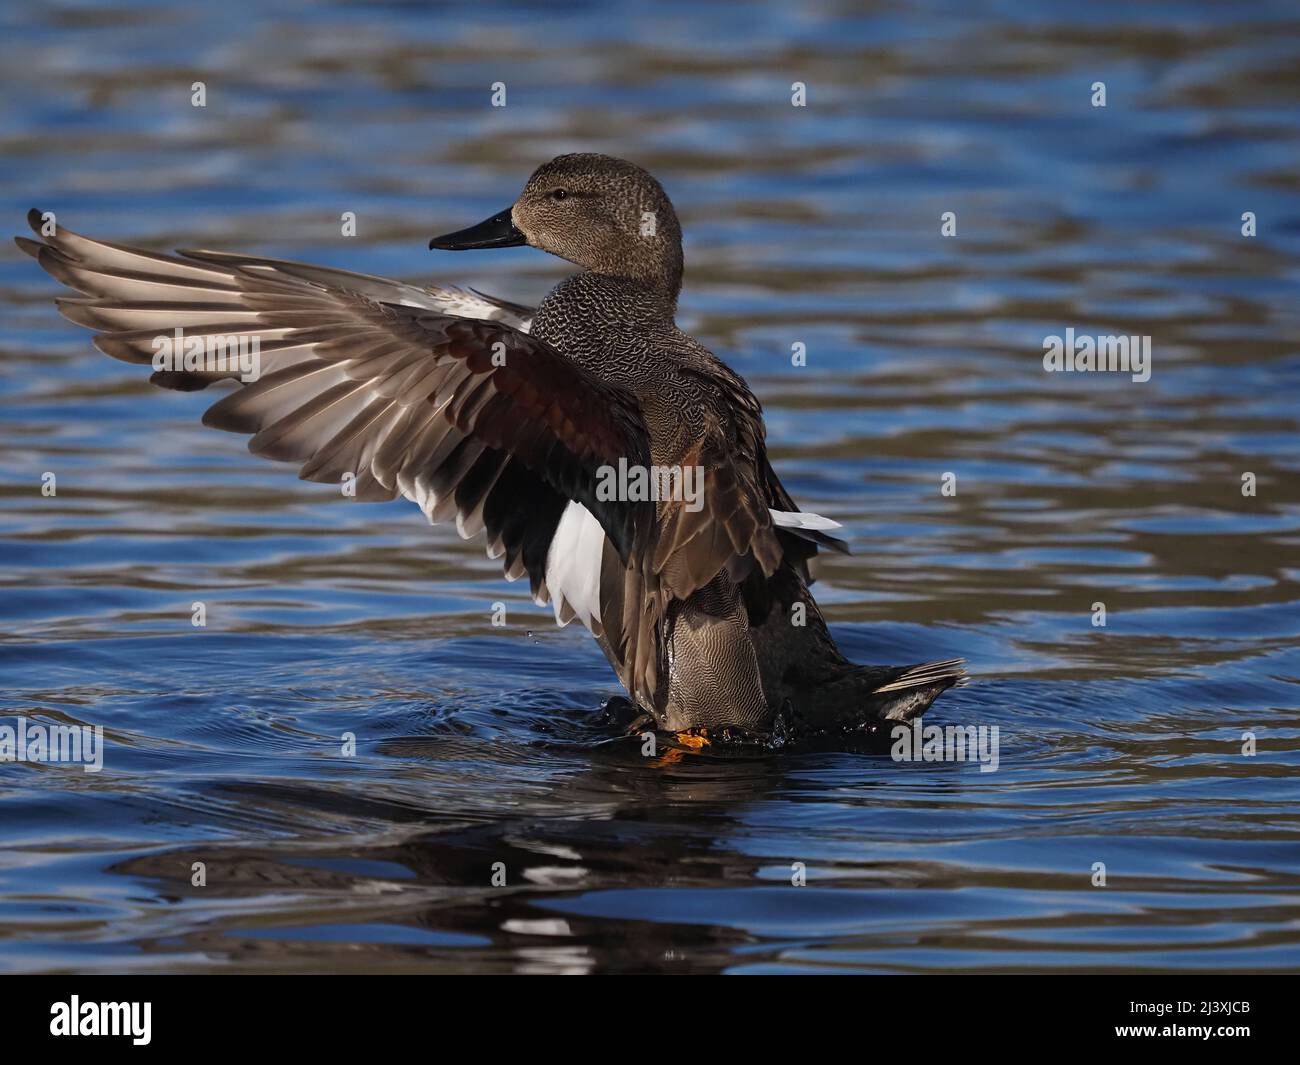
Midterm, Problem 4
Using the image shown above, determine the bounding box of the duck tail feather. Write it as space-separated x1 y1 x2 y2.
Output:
871 657 967 696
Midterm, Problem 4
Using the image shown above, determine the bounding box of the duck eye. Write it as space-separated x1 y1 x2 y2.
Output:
550 188 568 201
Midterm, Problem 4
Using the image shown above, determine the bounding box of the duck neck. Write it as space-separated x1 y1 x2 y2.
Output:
625 245 683 306
533 270 679 352
594 266 681 319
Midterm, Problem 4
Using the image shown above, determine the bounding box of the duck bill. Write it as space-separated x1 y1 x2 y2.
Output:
428 207 526 250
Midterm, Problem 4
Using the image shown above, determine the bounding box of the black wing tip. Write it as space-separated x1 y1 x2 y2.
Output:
16 209 47 255
200 405 246 433
777 524 851 557
824 533 851 555
149 369 218 392
91 335 148 366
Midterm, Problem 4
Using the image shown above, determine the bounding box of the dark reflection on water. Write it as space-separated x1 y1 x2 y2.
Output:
1 0 1299 972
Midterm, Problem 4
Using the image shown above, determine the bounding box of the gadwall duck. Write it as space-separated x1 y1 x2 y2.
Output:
18 153 963 741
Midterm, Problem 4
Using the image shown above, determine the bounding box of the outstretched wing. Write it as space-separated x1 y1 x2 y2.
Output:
17 209 653 617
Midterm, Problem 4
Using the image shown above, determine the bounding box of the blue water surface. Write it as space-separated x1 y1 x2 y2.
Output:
0 0 1297 972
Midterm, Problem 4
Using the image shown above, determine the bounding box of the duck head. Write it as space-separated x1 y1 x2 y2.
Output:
430 153 684 298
